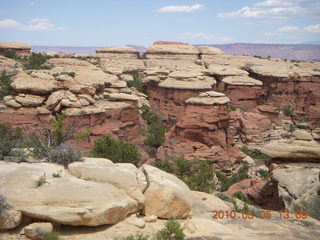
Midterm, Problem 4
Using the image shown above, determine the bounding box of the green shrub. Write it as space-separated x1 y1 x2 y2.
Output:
120 234 149 240
36 173 47 187
127 70 144 92
0 123 25 157
66 72 75 78
0 194 12 217
240 145 269 160
232 191 251 204
256 169 269 180
4 49 19 59
215 192 232 202
281 105 294 117
91 135 140 166
47 143 81 167
52 170 62 178
156 218 185 240
0 74 13 99
141 104 167 157
215 162 250 191
292 197 320 221
228 104 237 111
24 53 52 70
43 231 60 240
153 158 215 193
231 198 249 213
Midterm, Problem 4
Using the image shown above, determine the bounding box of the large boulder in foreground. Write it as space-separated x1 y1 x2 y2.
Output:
0 161 138 226
140 164 192 219
68 158 147 209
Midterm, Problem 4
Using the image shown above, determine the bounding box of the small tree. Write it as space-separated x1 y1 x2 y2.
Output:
90 135 140 166
157 218 185 240
0 74 12 99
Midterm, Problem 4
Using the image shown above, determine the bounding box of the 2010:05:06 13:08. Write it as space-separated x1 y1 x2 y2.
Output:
212 210 308 219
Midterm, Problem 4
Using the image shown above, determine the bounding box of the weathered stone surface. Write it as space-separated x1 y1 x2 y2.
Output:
0 161 138 226
186 95 230 105
15 94 46 107
222 76 263 86
191 191 230 215
5 99 22 108
0 209 22 230
24 222 53 240
0 42 31 49
272 167 320 209
260 140 320 160
68 158 146 209
46 91 65 110
209 65 249 76
11 73 59 94
292 129 314 141
197 46 224 55
140 164 192 219
146 42 199 59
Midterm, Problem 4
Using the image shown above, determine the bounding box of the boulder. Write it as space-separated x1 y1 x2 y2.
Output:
222 76 263 86
260 140 320 160
68 158 146 209
15 94 46 107
24 222 53 240
191 191 230 215
46 90 65 110
197 46 224 55
272 167 320 209
0 209 22 230
0 161 138 226
11 73 59 94
140 164 192 219
5 99 22 108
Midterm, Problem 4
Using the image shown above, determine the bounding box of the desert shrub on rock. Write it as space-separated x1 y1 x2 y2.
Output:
0 74 13 99
24 52 52 70
156 218 185 240
215 162 250 191
43 231 60 240
127 70 144 92
0 123 25 157
28 113 83 166
91 134 140 166
281 105 294 117
0 194 12 217
153 157 215 193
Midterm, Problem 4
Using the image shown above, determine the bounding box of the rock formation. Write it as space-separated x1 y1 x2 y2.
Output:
0 42 31 56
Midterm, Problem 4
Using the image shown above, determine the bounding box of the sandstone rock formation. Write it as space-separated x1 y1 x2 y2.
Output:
0 42 31 56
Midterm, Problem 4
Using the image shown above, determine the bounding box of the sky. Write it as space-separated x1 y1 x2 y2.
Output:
0 0 319 47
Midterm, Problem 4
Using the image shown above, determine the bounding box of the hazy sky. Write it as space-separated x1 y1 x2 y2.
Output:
0 0 319 46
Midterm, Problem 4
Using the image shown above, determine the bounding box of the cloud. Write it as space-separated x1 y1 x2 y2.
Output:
277 25 300 32
304 24 320 33
0 19 23 28
254 0 306 8
179 32 233 43
217 6 303 20
157 4 204 13
0 18 64 31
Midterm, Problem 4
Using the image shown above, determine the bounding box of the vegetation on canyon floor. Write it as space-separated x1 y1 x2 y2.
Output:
119 218 184 240
292 197 320 221
154 157 215 193
141 104 168 157
127 70 144 92
90 134 141 166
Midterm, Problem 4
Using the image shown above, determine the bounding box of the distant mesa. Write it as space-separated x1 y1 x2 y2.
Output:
0 42 31 56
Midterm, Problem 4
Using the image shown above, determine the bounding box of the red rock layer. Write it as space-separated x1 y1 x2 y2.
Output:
145 84 208 126
0 106 142 152
157 104 242 171
250 74 320 127
225 178 285 210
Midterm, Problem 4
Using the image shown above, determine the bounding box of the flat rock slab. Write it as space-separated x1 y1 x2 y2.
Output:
0 161 138 226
